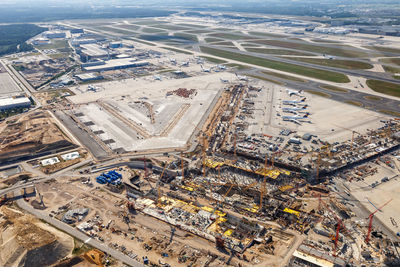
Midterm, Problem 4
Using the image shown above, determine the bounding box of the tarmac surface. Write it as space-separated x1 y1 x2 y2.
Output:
245 69 400 116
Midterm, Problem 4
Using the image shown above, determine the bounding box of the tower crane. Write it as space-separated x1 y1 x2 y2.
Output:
365 199 392 244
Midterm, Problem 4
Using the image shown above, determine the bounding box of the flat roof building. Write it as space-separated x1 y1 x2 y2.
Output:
0 97 31 111
45 31 66 39
80 44 108 58
75 73 104 82
82 58 149 72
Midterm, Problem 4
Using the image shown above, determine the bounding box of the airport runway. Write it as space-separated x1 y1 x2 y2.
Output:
202 44 400 85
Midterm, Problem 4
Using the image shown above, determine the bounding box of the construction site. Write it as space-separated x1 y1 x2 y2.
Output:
1 17 400 267
0 111 78 165
2 77 397 266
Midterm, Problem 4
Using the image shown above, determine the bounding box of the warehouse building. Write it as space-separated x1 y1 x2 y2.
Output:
77 44 117 62
45 31 66 39
82 58 149 72
71 38 97 47
109 42 123 48
0 97 31 111
75 73 104 82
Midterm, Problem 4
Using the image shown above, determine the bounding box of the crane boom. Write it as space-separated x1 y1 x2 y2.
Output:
365 198 392 243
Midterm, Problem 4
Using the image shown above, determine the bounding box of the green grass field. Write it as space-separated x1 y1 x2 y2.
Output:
262 71 307 82
379 58 400 66
93 26 135 35
252 39 373 58
131 21 165 26
153 24 189 31
311 39 340 43
200 46 350 83
365 46 400 54
177 23 208 28
141 27 167 34
366 79 400 97
383 65 400 74
212 41 235 46
161 47 193 55
185 29 212 34
208 33 255 40
173 33 198 42
118 24 141 31
35 40 69 50
246 47 313 56
379 110 400 117
286 57 373 70
200 56 226 64
248 31 286 38
345 100 363 107
128 38 156 46
248 75 285 85
363 95 382 101
205 38 224 43
241 43 261 47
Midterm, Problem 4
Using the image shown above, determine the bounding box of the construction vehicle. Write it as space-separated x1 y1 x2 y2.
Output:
0 195 7 206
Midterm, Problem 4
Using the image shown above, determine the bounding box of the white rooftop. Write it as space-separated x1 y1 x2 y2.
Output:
0 97 31 107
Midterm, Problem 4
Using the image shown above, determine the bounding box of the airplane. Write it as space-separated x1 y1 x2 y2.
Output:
323 54 335 60
87 85 97 92
181 61 189 67
286 89 304 97
217 64 226 70
235 73 249 81
201 65 211 72
282 113 310 125
153 75 162 81
282 97 306 105
195 57 204 64
282 105 308 113
220 78 229 83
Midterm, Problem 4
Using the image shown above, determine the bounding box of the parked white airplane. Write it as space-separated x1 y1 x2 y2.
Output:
286 89 304 97
217 64 226 70
282 97 306 105
181 61 189 67
282 113 310 125
282 105 308 113
235 73 249 81
201 65 211 72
